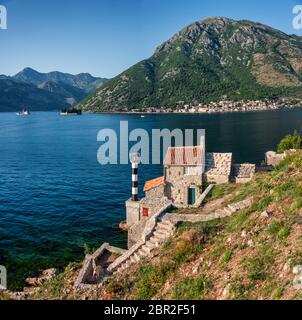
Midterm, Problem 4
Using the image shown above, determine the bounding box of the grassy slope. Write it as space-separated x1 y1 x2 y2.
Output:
15 152 302 300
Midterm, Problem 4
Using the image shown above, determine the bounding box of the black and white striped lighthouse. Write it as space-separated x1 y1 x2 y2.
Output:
130 153 139 201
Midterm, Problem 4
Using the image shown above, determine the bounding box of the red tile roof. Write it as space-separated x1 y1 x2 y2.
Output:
144 176 165 192
164 146 203 166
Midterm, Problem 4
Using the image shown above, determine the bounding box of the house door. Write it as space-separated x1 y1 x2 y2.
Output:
188 187 196 205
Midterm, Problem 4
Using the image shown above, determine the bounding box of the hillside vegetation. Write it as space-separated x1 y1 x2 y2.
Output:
17 151 302 300
80 17 302 112
0 68 108 112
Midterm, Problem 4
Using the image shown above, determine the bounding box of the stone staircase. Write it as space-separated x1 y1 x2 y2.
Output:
164 197 253 225
214 198 252 217
108 198 252 275
114 220 175 274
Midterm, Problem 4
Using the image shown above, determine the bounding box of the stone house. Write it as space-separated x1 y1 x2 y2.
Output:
164 146 204 207
125 135 256 247
141 139 255 208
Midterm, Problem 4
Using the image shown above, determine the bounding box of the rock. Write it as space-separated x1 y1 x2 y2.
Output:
241 230 247 238
119 221 128 231
283 262 290 273
293 265 302 275
222 284 231 299
247 240 254 247
42 268 58 278
293 274 302 290
192 266 199 274
5 291 28 300
25 277 44 287
294 215 302 225
25 268 59 287
261 210 273 218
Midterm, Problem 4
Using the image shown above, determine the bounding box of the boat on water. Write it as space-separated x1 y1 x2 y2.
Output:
141 115 146 118
16 109 31 116
60 108 82 116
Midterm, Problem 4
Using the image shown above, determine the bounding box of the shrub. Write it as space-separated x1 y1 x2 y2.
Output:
277 130 302 153
220 249 233 265
272 287 284 300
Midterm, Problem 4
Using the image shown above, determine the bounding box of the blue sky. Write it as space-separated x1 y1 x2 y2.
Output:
0 0 301 78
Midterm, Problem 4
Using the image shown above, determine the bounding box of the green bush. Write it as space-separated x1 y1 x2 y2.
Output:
277 130 302 153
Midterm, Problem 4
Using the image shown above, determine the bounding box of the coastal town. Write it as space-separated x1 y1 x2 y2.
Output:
126 99 302 114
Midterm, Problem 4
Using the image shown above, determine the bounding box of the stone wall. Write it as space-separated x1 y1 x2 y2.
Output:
165 165 202 207
128 219 148 248
126 199 140 228
204 173 230 184
265 151 285 167
145 185 165 199
128 196 172 247
232 164 256 184
75 243 126 290
204 153 232 184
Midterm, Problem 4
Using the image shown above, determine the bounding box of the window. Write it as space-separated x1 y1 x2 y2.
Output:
184 167 189 175
142 208 149 217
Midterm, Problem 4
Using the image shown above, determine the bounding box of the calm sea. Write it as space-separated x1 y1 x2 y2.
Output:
1 110 302 288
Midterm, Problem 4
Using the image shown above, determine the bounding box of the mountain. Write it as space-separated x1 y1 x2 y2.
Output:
80 17 302 112
0 78 68 112
0 68 109 112
14 68 108 93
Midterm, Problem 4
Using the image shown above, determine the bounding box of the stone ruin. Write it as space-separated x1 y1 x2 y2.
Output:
75 243 126 290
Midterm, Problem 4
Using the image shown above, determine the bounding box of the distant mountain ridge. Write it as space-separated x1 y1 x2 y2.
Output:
79 16 302 112
13 68 107 93
0 68 108 112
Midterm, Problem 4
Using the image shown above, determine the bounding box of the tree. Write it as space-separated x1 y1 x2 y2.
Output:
277 130 302 153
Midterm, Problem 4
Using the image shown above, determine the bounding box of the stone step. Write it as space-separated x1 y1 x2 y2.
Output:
149 236 162 247
224 207 233 216
137 249 148 259
145 241 156 250
214 209 226 218
153 236 165 245
153 230 169 240
227 204 237 212
141 245 153 255
158 220 174 228
115 264 125 274
130 253 140 264
157 221 174 231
